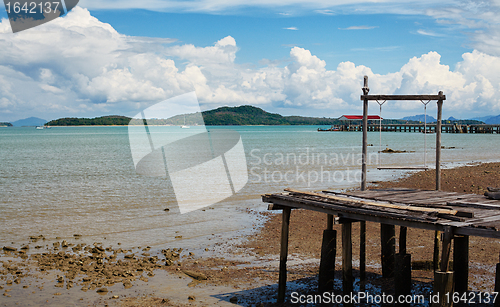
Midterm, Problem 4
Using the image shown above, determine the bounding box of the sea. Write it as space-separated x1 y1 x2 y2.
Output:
1 126 499 250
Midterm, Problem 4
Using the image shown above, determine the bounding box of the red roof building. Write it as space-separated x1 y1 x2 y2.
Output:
338 115 383 121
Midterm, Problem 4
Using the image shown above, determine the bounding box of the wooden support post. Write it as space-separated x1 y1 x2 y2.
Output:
453 235 469 295
342 221 353 302
327 214 334 231
436 94 443 191
433 231 441 272
381 224 395 278
433 227 454 307
319 229 337 293
278 207 291 304
361 75 369 191
495 255 500 307
360 221 366 281
395 226 411 302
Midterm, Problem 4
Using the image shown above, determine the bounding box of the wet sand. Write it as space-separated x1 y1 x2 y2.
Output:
2 162 500 306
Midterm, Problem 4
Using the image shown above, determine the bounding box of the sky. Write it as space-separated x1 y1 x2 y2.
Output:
1 0 500 122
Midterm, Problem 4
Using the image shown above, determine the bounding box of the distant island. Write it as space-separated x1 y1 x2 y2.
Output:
47 115 132 126
46 106 411 126
43 105 497 126
0 122 13 127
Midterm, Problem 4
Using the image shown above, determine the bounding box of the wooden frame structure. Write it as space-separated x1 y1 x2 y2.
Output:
264 188 500 307
262 77 500 307
360 75 446 191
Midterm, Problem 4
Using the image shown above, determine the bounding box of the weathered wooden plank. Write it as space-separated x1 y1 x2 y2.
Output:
285 188 459 215
361 94 446 101
448 201 500 210
282 193 431 220
263 193 500 239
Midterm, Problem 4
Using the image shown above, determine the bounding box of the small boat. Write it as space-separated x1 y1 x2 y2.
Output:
35 126 45 130
180 115 190 129
422 130 435 134
318 126 339 132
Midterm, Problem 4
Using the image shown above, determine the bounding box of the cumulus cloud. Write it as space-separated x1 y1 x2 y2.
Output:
1 7 500 121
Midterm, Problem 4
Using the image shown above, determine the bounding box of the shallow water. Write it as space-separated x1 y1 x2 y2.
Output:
0 126 499 249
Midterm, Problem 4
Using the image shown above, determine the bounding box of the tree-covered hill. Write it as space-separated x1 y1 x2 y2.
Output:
46 115 131 126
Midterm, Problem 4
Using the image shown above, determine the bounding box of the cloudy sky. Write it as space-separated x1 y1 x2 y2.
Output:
1 0 500 122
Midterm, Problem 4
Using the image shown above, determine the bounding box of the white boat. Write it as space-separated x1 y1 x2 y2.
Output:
181 114 190 128
35 126 44 130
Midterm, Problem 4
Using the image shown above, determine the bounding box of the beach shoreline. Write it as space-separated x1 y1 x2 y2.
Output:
2 162 500 306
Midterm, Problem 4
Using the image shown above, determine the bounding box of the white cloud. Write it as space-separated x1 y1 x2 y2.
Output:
416 29 444 37
340 26 378 30
284 27 298 30
1 7 500 121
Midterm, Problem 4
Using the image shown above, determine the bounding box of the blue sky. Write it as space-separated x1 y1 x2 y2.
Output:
0 0 500 121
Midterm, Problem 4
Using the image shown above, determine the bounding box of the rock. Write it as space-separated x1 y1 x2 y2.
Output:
164 208 170 212
96 288 108 293
182 270 207 281
188 296 195 301
3 246 16 252
20 245 29 250
229 296 238 303
123 281 132 289
61 240 69 248
112 295 119 299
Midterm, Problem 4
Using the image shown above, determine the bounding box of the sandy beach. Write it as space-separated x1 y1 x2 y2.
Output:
2 162 500 306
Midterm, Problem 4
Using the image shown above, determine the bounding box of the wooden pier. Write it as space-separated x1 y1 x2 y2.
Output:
332 123 500 133
263 188 500 306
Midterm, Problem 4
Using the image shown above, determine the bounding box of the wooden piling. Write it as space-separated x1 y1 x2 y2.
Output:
453 235 469 295
395 226 411 302
436 94 443 191
432 227 454 307
342 221 353 302
494 252 500 307
360 221 366 281
381 224 395 278
395 254 412 299
278 207 291 304
433 231 441 272
319 229 337 293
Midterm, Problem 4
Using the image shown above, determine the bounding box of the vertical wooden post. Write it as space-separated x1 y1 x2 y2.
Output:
342 221 353 303
434 94 444 277
395 226 411 302
361 75 369 191
278 207 291 304
436 93 444 191
454 235 469 295
360 221 366 281
360 76 369 284
495 252 500 307
434 231 441 272
433 227 454 307
319 229 337 293
319 214 336 293
381 224 395 278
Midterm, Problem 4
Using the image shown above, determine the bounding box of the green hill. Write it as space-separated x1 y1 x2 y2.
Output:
47 105 474 126
0 122 13 127
46 115 131 126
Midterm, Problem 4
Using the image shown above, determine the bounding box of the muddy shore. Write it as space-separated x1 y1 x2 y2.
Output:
1 162 500 306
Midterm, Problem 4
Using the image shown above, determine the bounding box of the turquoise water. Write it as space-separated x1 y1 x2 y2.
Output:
0 126 499 248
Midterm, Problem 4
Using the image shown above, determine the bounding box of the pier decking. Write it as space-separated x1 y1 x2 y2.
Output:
328 123 500 133
263 188 500 306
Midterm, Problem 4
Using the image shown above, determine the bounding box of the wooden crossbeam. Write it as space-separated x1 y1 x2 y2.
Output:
285 188 459 216
360 94 446 101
